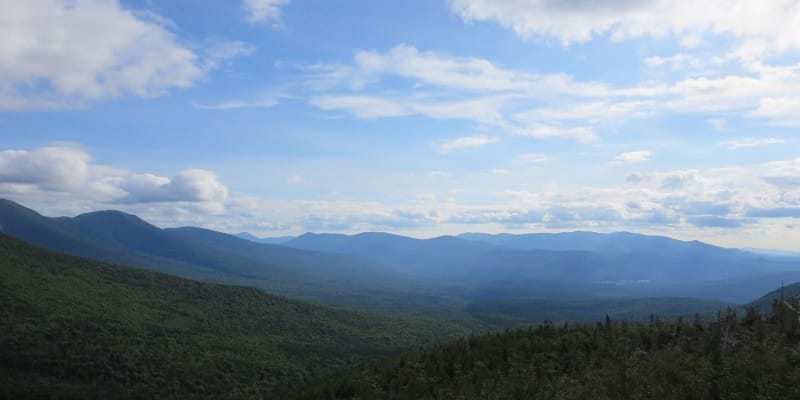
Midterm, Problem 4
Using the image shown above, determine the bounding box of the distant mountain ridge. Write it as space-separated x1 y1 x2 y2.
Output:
457 231 745 258
3 197 800 309
236 232 295 244
286 232 499 277
284 230 798 297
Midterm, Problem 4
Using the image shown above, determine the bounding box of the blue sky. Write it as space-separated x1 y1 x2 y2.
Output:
1 0 799 249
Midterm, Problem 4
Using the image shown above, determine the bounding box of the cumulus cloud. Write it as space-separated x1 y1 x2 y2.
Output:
0 144 228 213
438 135 498 152
615 151 652 163
118 169 228 204
0 145 91 188
243 0 291 24
0 0 250 110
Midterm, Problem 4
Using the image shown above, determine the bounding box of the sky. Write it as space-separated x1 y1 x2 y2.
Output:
1 0 799 249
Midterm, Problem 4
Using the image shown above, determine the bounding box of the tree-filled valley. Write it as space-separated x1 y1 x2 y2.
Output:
2 198 800 398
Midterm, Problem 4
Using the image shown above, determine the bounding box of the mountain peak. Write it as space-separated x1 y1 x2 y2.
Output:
73 209 157 230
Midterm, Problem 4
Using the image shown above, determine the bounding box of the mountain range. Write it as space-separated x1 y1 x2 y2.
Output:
283 230 800 303
2 197 800 397
2 198 799 322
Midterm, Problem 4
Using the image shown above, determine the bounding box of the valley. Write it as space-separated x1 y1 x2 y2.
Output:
2 198 799 398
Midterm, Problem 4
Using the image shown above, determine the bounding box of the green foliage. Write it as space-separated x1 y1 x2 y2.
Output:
465 297 729 327
300 308 800 399
749 282 800 311
0 234 469 399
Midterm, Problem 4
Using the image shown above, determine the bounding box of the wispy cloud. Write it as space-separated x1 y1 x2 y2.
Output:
615 151 652 163
718 138 785 149
285 175 310 185
243 0 291 24
449 0 800 48
438 135 499 152
192 98 279 110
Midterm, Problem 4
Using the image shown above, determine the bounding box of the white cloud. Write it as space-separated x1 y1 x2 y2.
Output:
438 135 499 152
165 169 229 203
718 138 786 149
310 94 508 125
348 44 607 95
643 53 722 70
119 169 228 204
441 2 800 131
427 170 452 179
517 153 552 164
516 100 654 123
751 97 800 126
192 98 279 110
309 43 800 140
310 95 411 119
304 45 618 142
0 144 228 212
242 0 290 24
449 0 800 48
516 124 598 144
328 44 611 97
615 151 652 163
0 0 249 110
243 0 291 24
0 145 91 188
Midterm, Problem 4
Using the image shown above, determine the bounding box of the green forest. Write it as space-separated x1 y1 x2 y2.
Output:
3 226 800 399
300 305 800 399
0 234 468 399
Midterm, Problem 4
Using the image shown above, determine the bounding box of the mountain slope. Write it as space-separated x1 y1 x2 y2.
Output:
748 281 800 310
300 301 800 399
464 297 730 327
0 199 432 312
0 233 468 399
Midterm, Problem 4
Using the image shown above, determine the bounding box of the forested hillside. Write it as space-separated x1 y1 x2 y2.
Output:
0 234 468 399
301 304 800 399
